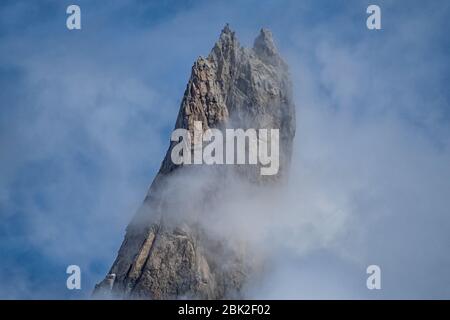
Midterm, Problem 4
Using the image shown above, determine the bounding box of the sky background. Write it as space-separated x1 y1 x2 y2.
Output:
0 0 449 299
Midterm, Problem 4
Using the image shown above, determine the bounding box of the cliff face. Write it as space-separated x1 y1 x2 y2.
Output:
94 25 296 299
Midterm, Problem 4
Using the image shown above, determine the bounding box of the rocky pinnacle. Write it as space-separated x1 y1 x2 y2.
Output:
93 25 296 299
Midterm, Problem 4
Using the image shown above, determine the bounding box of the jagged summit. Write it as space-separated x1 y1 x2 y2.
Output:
217 24 235 44
216 23 237 46
221 23 232 35
210 24 284 71
254 28 277 55
94 26 295 299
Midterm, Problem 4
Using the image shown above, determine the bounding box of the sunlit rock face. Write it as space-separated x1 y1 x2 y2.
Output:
94 25 296 299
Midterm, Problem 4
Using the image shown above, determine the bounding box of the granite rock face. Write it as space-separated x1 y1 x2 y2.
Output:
94 25 296 299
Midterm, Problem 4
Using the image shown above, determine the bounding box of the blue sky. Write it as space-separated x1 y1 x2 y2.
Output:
0 0 449 299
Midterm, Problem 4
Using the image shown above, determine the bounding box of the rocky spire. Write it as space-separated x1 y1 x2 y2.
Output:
254 28 277 56
94 25 296 299
253 28 286 68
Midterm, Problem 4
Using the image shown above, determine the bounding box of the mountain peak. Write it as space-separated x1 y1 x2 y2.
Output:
94 27 296 300
221 23 232 35
253 27 278 57
218 23 235 43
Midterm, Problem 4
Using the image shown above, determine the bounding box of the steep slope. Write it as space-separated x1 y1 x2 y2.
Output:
94 25 296 299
